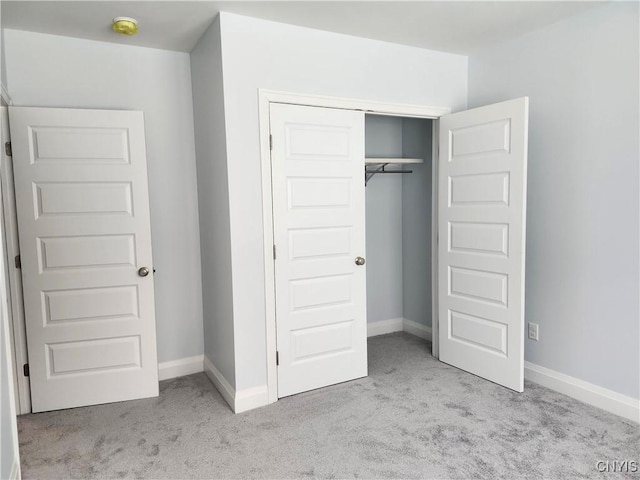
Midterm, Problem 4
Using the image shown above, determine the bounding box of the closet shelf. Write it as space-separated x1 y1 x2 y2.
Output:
365 157 423 165
364 158 424 186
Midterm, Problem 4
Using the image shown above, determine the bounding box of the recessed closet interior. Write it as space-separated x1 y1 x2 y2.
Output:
364 115 434 337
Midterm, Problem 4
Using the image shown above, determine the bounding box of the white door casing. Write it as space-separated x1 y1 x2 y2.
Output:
438 97 529 392
9 107 159 412
2 106 33 414
270 103 367 398
0 105 21 478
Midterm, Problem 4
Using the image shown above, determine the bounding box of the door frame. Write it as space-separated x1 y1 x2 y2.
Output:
0 90 32 414
1 103 164 413
258 89 450 403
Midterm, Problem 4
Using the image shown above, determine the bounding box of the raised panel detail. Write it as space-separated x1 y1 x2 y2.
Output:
450 266 508 306
290 274 352 311
288 178 350 209
34 182 133 217
450 119 510 159
290 227 351 260
449 172 509 206
46 336 141 376
43 286 139 325
30 127 130 164
449 222 508 256
291 320 353 363
286 124 350 159
448 310 507 356
38 235 135 271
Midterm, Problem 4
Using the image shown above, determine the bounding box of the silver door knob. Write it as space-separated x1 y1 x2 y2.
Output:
138 267 150 277
355 256 366 266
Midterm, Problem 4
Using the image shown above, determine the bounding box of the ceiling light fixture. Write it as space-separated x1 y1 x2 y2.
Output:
112 17 139 36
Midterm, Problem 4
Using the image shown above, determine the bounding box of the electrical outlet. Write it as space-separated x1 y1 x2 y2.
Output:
528 322 539 341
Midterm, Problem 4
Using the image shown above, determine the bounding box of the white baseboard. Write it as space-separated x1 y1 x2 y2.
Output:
9 455 20 480
158 355 204 381
367 317 432 342
367 317 403 337
235 386 270 413
203 355 270 414
402 318 432 341
524 361 639 424
370 319 638 423
203 355 236 411
175 333 639 423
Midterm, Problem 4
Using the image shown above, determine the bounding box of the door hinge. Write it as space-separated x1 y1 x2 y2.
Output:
4 142 11 157
276 351 279 366
273 245 276 260
269 134 273 151
23 364 29 377
14 255 20 269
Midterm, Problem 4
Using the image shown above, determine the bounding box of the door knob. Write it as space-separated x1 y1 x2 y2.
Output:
138 267 150 277
355 256 366 266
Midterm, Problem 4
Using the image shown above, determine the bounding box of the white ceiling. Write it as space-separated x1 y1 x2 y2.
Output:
1 1 605 55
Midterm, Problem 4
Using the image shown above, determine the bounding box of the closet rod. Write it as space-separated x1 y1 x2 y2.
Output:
364 164 413 186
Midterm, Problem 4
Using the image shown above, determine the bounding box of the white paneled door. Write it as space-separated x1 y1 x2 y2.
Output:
9 107 159 412
438 98 529 392
270 103 367 397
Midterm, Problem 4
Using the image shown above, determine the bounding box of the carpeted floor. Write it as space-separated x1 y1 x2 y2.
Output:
17 333 639 479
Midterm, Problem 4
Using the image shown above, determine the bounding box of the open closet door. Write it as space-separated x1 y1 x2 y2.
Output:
270 103 367 398
9 107 159 412
437 97 528 392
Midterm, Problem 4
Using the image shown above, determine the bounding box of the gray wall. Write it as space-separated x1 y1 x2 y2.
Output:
402 119 433 327
468 2 639 398
364 116 434 328
365 115 404 324
3 29 204 364
190 17 236 388
1 3 6 89
218 12 467 390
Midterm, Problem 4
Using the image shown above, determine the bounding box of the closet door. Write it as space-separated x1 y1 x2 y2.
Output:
438 97 528 392
270 103 367 398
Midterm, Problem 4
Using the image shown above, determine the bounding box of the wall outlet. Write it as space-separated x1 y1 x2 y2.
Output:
528 322 539 341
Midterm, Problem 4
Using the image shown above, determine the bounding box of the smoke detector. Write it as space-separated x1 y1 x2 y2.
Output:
112 17 139 36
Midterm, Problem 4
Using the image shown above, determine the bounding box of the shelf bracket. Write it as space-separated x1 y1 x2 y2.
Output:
364 163 413 186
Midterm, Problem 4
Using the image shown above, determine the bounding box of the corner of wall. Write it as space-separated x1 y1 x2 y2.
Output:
190 14 236 390
203 354 235 410
203 354 269 414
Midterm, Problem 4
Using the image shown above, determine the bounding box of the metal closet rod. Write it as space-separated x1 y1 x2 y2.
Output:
364 163 413 186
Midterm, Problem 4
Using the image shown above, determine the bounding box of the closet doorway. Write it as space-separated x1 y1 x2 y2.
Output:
260 90 528 403
364 114 435 352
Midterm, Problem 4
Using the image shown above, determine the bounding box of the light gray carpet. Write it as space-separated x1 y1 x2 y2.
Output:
18 333 639 479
